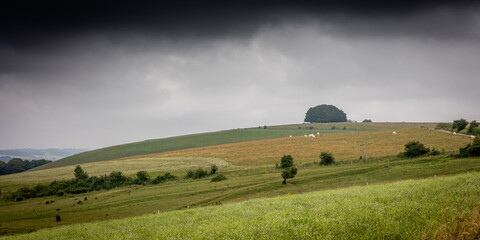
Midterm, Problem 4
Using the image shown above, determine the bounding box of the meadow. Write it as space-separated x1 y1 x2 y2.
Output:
1 155 480 236
123 128 470 165
35 122 437 170
0 122 475 237
4 172 480 239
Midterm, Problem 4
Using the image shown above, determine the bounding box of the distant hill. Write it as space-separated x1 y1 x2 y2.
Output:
35 122 437 170
0 148 89 162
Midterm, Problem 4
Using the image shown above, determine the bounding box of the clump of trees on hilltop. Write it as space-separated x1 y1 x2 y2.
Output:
304 104 347 123
0 158 51 175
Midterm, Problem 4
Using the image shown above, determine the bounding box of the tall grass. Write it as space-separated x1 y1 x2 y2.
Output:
5 172 480 239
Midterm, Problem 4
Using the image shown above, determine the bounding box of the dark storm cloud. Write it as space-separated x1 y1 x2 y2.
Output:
2 0 479 48
1 1 480 149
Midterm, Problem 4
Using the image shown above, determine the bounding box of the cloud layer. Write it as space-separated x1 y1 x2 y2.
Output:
1 2 479 149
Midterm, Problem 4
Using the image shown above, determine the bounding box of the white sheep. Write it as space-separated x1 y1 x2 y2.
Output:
308 134 316 138
453 132 457 135
304 134 307 137
289 135 292 138
392 131 397 135
317 132 320 135
471 135 475 139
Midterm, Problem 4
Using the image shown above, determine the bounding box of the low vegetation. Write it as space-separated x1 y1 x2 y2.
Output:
3 166 177 201
6 172 480 240
459 137 480 158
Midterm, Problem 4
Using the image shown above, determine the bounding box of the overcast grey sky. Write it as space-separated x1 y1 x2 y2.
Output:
1 1 479 149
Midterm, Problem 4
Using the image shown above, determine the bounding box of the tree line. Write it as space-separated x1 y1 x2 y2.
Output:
0 158 51 175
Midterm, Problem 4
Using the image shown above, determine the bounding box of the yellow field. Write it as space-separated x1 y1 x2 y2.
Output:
127 129 472 165
0 157 232 187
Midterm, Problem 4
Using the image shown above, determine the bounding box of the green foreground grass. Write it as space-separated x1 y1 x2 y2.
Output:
2 155 480 236
35 122 436 170
5 171 480 239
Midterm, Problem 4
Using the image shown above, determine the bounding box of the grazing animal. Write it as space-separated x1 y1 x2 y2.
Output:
453 132 457 135
317 132 320 135
308 134 316 138
289 135 292 138
471 135 475 139
304 134 307 137
392 131 397 135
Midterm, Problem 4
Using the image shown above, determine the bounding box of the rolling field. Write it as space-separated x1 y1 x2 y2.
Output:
0 122 475 236
4 172 480 239
122 128 470 165
2 155 480 235
35 122 437 170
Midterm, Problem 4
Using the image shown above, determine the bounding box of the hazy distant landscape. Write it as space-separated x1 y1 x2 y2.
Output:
0 149 89 162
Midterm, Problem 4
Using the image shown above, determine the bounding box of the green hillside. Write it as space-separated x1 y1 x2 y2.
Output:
6 172 480 239
36 122 436 170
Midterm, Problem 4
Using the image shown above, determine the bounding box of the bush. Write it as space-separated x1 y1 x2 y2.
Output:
402 141 430 158
56 215 61 222
211 174 227 182
210 165 218 174
185 170 194 179
193 168 208 179
459 137 480 157
151 173 176 184
320 152 335 165
136 171 150 182
468 120 479 134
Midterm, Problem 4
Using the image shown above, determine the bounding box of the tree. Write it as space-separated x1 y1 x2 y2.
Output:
304 104 347 123
402 141 430 158
320 152 335 165
453 118 468 132
136 171 150 182
279 155 297 184
468 120 479 134
281 167 298 184
74 165 89 180
362 119 372 123
280 155 293 169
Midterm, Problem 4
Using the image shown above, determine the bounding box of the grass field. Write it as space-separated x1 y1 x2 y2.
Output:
122 128 471 165
35 122 437 170
2 155 480 236
4 172 480 239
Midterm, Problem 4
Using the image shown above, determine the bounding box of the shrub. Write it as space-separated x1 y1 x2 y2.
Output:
403 141 430 158
193 168 208 179
210 165 218 174
211 174 227 182
151 173 176 184
56 215 61 222
468 120 479 134
74 165 89 180
320 152 335 165
185 170 194 179
459 137 480 157
136 171 150 182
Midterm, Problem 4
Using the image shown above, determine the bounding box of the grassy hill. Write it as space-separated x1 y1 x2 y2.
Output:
5 172 480 239
2 155 480 235
36 122 436 170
